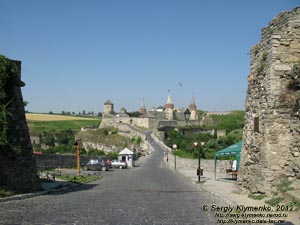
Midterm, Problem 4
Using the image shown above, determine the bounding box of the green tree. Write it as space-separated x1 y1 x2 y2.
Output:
131 136 142 145
129 111 142 117
56 129 74 145
41 132 55 147
164 119 243 160
211 111 245 133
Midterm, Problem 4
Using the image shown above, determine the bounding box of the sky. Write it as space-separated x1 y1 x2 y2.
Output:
1 0 299 114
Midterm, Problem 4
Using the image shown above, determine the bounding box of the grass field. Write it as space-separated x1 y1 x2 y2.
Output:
26 114 101 135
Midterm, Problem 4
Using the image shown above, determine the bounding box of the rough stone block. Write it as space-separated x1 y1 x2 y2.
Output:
241 7 300 193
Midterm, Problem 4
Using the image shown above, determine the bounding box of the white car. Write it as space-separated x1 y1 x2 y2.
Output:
111 160 127 169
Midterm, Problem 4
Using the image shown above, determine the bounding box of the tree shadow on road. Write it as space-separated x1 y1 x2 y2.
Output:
47 182 99 196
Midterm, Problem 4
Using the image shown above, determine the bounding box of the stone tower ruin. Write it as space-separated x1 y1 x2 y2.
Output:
103 100 114 118
240 7 300 193
0 56 40 193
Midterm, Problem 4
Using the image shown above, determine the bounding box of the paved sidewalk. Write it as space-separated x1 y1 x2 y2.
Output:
166 163 300 225
175 167 263 206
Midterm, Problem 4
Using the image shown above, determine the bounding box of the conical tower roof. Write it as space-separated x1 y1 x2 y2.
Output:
140 98 146 113
166 94 173 104
189 96 197 110
165 94 174 109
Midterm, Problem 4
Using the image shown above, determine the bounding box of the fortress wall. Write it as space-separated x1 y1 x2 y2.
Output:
0 59 40 193
240 7 300 193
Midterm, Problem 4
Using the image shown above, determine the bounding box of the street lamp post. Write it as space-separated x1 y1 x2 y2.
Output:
172 144 177 170
194 141 205 182
184 108 191 124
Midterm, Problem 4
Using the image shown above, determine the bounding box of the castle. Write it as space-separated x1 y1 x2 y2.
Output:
99 94 199 130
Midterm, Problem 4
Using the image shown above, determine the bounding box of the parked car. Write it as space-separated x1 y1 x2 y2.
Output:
111 160 127 169
81 159 109 171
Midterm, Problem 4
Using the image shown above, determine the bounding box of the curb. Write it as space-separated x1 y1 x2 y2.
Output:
0 174 103 203
0 190 49 203
0 182 81 203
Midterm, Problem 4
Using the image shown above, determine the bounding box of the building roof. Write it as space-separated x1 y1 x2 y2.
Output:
157 105 165 110
214 141 242 172
189 96 197 108
119 148 134 155
140 98 146 109
166 94 173 104
139 111 156 118
116 113 129 117
104 100 113 105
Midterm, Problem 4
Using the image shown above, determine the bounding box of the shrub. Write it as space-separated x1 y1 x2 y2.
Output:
106 151 119 159
289 198 300 211
265 197 284 206
173 149 196 159
248 193 267 200
0 187 14 197
87 148 105 156
277 178 294 193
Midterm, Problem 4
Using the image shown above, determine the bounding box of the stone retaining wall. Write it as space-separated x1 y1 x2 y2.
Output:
35 154 104 169
166 153 230 174
151 132 231 173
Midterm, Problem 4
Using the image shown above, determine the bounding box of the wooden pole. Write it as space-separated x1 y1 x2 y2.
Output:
75 140 80 176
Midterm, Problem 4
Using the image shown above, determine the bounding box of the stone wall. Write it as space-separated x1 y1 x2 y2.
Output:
166 154 231 174
35 154 101 169
100 116 156 129
0 58 40 193
240 7 300 193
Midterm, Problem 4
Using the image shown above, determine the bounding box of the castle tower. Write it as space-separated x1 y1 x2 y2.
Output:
140 99 146 114
103 100 114 118
165 94 174 120
0 57 40 193
189 96 198 121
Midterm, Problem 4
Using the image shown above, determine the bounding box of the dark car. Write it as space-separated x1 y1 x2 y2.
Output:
81 159 109 171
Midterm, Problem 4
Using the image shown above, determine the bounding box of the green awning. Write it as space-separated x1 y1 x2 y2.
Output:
214 140 242 180
215 141 242 157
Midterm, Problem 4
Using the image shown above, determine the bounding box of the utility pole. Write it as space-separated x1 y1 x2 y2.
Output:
74 140 81 176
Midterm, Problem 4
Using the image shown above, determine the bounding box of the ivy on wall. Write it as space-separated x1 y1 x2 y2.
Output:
0 55 18 145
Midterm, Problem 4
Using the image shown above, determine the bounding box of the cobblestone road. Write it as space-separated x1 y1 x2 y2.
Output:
0 138 224 225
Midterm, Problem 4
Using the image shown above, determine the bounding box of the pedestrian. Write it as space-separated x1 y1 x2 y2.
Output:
231 159 237 171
